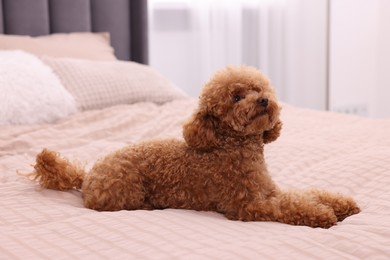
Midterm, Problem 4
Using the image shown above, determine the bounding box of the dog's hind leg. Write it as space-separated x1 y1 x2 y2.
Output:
82 156 146 211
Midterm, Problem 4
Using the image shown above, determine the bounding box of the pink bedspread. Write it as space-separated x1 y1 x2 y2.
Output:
1 99 390 259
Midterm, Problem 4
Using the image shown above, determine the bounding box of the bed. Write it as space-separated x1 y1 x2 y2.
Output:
1 0 390 259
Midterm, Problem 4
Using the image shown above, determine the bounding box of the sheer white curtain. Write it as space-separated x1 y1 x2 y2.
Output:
148 0 327 110
195 0 286 96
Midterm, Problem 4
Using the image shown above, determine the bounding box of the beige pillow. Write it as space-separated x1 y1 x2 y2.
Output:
41 57 188 111
0 32 116 60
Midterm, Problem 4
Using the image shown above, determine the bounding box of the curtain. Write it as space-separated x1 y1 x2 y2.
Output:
148 0 328 110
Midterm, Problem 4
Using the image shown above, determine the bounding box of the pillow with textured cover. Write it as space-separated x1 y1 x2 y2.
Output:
41 57 188 111
0 50 77 125
0 32 116 60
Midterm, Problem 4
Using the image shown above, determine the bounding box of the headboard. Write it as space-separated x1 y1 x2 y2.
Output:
0 0 148 63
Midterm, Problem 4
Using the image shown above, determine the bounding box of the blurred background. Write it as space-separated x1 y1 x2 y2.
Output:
148 0 390 118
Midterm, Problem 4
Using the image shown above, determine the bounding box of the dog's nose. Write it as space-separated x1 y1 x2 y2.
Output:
257 98 268 108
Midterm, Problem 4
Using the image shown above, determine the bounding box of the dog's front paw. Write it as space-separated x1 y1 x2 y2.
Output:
331 196 360 221
311 190 360 222
298 205 338 229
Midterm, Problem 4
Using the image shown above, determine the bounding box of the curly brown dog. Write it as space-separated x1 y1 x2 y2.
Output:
31 65 360 228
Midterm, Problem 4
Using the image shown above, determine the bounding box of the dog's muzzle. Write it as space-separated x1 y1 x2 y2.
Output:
257 98 268 108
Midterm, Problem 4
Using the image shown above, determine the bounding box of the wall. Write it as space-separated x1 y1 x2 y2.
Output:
329 0 390 118
375 0 390 118
329 0 378 116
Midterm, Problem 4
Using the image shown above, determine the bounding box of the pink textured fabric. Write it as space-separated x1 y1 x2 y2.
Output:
1 101 389 258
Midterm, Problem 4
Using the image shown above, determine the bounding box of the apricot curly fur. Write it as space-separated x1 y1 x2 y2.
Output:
30 65 360 228
32 149 84 191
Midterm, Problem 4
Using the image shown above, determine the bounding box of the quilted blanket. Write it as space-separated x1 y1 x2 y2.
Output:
1 99 389 259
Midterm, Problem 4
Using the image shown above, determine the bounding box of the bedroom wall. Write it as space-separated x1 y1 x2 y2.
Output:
329 0 390 118
374 0 390 118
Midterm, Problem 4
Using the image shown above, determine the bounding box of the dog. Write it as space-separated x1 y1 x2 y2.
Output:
31 65 360 228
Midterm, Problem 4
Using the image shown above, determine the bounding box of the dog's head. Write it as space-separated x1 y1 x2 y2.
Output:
183 66 282 150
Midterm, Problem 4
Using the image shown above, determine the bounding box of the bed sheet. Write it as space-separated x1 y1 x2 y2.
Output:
1 99 389 259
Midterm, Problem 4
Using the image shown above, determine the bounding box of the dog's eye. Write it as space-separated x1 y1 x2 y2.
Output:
233 95 243 103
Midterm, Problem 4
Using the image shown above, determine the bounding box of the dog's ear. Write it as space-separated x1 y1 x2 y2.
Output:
263 119 282 144
183 110 219 149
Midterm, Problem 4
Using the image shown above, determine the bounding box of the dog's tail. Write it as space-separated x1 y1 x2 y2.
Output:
30 148 85 191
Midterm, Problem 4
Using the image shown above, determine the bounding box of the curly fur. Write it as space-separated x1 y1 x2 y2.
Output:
31 65 360 228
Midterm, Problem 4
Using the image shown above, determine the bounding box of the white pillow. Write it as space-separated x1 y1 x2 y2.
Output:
41 57 188 111
0 50 77 125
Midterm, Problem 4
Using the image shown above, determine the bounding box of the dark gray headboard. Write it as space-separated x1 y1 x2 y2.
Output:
0 0 148 63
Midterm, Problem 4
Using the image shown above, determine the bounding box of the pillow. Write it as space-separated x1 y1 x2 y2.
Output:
41 57 188 111
0 50 77 125
0 32 116 60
